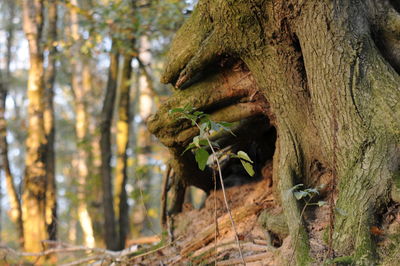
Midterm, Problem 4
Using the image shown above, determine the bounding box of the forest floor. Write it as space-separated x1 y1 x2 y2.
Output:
127 162 292 265
3 160 400 265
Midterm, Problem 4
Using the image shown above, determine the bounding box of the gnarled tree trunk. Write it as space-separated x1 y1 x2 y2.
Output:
148 0 400 264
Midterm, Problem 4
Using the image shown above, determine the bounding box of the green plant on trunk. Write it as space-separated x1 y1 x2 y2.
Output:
169 104 254 176
289 184 326 265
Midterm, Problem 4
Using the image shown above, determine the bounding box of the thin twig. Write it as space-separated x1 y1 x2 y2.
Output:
0 238 158 265
0 245 112 258
217 252 271 266
60 255 106 266
161 163 171 230
213 168 218 265
194 120 245 265
129 235 184 265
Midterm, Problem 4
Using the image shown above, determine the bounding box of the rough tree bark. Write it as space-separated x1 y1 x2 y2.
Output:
100 42 119 251
115 53 133 250
148 0 400 264
21 0 49 253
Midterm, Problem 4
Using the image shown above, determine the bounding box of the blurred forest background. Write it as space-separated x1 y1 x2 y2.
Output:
0 0 197 256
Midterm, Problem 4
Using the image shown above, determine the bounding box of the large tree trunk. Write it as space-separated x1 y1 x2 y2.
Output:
21 0 49 253
149 0 400 264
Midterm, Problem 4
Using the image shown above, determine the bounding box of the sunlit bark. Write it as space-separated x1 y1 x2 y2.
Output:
69 0 95 248
115 55 133 249
21 0 49 253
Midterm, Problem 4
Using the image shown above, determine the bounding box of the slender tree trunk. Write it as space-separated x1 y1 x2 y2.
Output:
88 116 104 245
100 42 120 251
0 0 24 247
114 55 133 249
69 0 95 248
44 0 58 242
136 36 157 233
21 0 49 253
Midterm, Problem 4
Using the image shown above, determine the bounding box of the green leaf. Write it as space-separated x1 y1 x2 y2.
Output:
304 188 319 195
291 184 304 191
195 148 209 171
169 107 184 114
199 139 209 147
294 191 308 200
186 114 197 121
193 136 200 148
236 151 254 176
218 121 233 128
317 201 327 207
181 143 196 155
218 121 236 136
240 160 255 177
237 151 254 163
193 111 204 117
199 115 210 124
199 122 208 136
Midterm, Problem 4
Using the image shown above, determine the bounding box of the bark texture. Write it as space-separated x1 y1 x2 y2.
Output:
115 54 133 250
21 0 49 253
149 0 400 264
100 43 119 251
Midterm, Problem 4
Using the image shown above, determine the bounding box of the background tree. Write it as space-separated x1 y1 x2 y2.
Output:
21 0 50 253
100 39 120 251
67 0 96 248
114 0 137 250
0 0 23 247
44 0 58 242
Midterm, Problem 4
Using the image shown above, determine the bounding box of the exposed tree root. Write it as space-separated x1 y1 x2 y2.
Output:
148 65 261 148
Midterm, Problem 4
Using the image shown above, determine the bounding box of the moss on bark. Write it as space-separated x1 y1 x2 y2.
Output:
150 0 400 264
